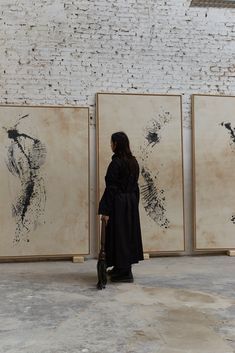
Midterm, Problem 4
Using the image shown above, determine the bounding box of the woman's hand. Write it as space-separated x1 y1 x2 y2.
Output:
101 215 109 225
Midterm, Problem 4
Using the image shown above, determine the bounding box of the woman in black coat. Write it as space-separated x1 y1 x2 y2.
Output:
98 132 143 283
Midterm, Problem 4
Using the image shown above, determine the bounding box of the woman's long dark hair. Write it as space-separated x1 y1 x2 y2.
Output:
111 132 139 175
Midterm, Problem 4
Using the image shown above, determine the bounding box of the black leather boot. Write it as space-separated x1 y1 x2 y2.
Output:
110 267 134 283
107 267 118 276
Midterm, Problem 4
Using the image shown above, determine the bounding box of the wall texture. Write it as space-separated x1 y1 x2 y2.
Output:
0 0 235 256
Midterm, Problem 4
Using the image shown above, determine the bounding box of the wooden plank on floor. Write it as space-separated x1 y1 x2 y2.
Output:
227 250 235 256
72 256 85 263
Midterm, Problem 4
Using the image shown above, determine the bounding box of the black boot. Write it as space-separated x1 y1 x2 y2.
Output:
110 267 134 283
107 267 118 276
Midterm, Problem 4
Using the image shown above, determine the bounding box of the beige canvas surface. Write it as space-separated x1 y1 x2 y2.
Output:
0 106 89 257
193 95 235 250
97 93 184 253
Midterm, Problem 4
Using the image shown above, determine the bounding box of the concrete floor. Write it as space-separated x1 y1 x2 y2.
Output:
0 256 235 353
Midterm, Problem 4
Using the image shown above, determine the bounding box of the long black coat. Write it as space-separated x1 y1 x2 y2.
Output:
98 154 144 269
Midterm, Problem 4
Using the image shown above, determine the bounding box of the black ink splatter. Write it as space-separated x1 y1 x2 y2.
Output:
4 115 47 243
141 167 169 228
221 122 235 225
221 122 235 143
146 131 160 146
139 110 172 228
221 122 235 151
144 112 171 148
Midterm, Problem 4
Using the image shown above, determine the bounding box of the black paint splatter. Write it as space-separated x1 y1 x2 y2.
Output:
139 110 172 228
141 167 169 228
4 115 47 243
221 122 235 151
221 122 235 225
144 112 171 148
146 131 160 146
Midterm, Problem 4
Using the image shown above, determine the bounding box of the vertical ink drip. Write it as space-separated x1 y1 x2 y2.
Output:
139 110 172 228
4 115 47 243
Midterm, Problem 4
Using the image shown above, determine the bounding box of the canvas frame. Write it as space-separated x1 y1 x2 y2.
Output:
192 94 235 251
0 104 90 261
96 92 185 255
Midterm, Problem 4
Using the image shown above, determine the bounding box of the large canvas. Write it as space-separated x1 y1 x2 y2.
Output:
97 93 184 253
193 95 235 250
0 106 89 258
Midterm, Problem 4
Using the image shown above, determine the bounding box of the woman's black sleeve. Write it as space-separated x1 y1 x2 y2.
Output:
135 185 140 204
98 159 120 216
135 160 140 204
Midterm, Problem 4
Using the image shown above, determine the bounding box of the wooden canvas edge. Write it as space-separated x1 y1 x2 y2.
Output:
0 106 90 261
0 104 90 108
180 95 186 253
192 94 197 251
96 92 182 98
193 247 233 252
96 92 185 255
96 94 101 255
192 94 235 252
0 254 89 263
189 93 235 99
88 107 91 256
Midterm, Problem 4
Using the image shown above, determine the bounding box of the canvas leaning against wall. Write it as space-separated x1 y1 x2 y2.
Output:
193 95 235 250
97 93 185 253
0 106 89 258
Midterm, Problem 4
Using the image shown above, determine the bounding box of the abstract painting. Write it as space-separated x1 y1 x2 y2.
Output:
193 95 235 250
97 93 184 253
0 106 89 258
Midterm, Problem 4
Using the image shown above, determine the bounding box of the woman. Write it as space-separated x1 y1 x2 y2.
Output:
98 132 144 283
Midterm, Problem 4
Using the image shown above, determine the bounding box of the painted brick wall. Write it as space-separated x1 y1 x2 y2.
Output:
0 0 235 255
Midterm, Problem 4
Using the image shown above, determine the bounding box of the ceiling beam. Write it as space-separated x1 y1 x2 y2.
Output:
190 0 235 7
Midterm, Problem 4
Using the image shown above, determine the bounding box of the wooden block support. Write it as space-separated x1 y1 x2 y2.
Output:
144 253 150 260
227 250 235 256
72 256 85 263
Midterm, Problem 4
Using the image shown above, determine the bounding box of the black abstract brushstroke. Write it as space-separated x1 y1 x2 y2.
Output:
146 129 160 147
144 111 171 148
139 110 172 228
221 122 235 150
141 111 172 161
220 122 235 225
4 115 47 243
141 167 169 228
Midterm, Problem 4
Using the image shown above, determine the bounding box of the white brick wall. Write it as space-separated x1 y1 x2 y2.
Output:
1 0 234 126
0 0 235 255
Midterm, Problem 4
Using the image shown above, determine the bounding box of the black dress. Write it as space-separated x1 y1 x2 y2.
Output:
98 154 144 269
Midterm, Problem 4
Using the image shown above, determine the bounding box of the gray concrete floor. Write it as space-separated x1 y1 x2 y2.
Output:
0 256 235 353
